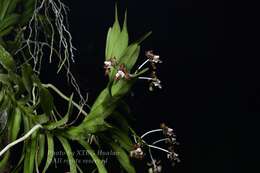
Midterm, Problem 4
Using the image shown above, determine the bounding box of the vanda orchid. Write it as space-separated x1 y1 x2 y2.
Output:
0 0 178 172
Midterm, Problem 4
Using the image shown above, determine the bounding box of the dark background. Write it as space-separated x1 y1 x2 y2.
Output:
43 0 259 172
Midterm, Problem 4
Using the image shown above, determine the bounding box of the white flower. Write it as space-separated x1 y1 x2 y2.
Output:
104 58 117 75
145 50 162 63
153 79 162 88
150 78 162 91
114 64 130 80
104 60 112 68
148 160 162 173
115 70 126 79
130 146 144 159
151 55 161 63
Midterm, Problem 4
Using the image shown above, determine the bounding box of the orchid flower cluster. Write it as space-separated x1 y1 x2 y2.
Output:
0 1 179 172
130 123 180 173
104 50 163 91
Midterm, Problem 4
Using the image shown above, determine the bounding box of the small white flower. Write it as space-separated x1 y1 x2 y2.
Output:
104 60 112 67
145 50 162 63
114 64 130 80
130 146 144 159
149 78 162 91
148 160 162 173
152 78 162 89
151 55 161 63
115 70 126 79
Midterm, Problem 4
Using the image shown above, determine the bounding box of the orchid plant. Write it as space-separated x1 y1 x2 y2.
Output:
0 0 179 172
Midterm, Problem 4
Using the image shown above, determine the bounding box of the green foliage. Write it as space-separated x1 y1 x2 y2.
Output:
0 2 153 173
0 44 15 71
57 136 77 173
79 140 108 173
42 133 54 173
0 0 36 37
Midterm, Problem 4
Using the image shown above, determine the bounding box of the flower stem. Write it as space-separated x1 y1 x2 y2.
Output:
137 59 149 71
148 144 172 154
141 129 163 139
152 138 169 145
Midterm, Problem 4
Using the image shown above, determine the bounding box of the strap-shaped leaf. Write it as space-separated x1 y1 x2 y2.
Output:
0 44 15 71
0 14 19 32
110 127 133 151
79 140 108 173
0 26 13 37
39 87 54 116
23 133 37 173
57 136 77 173
21 63 33 94
110 141 135 173
112 11 129 60
42 133 54 173
5 0 20 16
0 0 12 19
0 0 19 19
36 134 45 167
0 151 10 171
105 5 121 60
10 107 22 141
119 44 140 71
45 94 73 130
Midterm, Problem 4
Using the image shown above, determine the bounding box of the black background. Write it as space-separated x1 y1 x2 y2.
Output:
42 0 259 172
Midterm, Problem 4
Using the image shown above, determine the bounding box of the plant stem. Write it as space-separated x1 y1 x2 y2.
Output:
141 129 163 139
0 124 42 157
152 138 169 145
137 59 149 71
148 144 172 154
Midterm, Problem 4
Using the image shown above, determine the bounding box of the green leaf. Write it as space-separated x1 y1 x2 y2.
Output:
0 74 11 86
110 127 133 151
42 133 54 173
0 0 11 19
39 87 54 116
0 44 15 71
21 63 33 94
109 111 130 133
5 0 20 16
44 94 73 130
57 136 77 173
79 140 108 173
110 141 135 173
105 5 121 60
0 151 10 171
91 88 110 110
37 134 45 167
33 113 50 124
9 73 26 96
112 11 129 60
111 78 135 98
0 14 20 32
10 107 22 141
0 26 13 37
119 44 140 71
23 133 37 173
